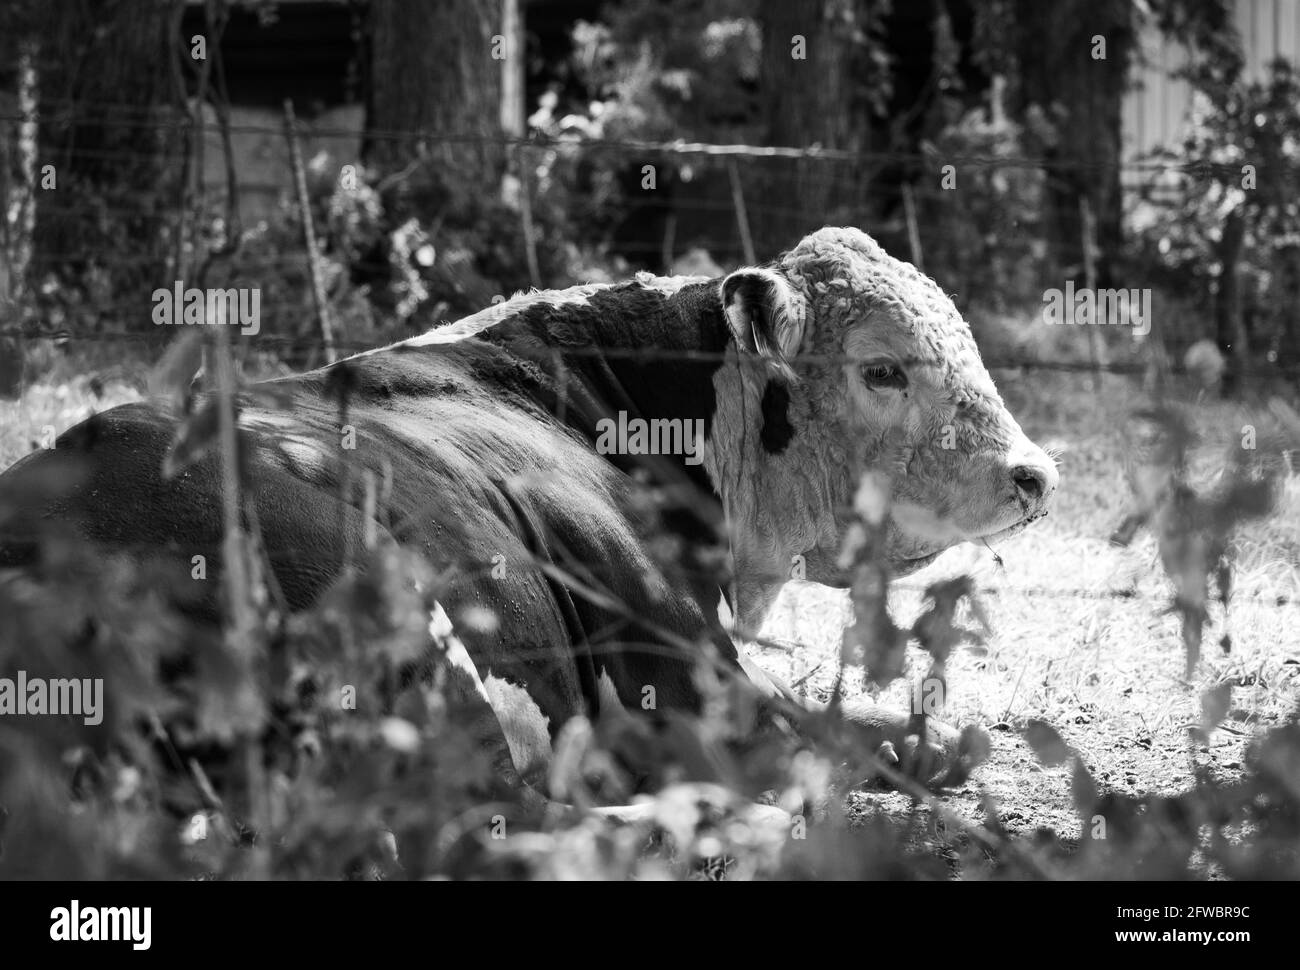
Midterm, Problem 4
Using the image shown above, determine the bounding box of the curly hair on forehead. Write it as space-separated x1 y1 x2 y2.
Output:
773 228 978 367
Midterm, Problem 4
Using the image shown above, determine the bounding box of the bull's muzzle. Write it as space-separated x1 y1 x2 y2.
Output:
1006 443 1059 521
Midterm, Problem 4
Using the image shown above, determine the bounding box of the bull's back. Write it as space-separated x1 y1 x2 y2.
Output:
0 398 373 615
0 340 715 724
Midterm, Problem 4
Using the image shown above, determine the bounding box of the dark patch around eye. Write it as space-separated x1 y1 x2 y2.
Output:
760 379 794 454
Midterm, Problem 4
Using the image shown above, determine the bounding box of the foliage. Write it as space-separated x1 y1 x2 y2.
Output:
915 96 1048 311
4 0 1300 880
0 0 180 338
550 0 894 261
514 1 766 257
1128 59 1300 367
2 385 1297 880
569 1 761 145
195 148 608 361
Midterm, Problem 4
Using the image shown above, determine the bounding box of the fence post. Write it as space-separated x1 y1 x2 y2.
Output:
499 0 540 288
902 182 923 271
661 211 677 276
1080 196 1103 393
728 157 756 266
283 99 337 364
516 143 541 288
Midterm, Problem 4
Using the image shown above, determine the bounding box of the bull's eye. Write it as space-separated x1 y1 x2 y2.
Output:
860 362 907 390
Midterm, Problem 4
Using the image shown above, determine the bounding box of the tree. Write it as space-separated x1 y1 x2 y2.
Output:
754 0 890 254
4 0 176 331
975 0 1135 283
1130 59 1300 389
364 0 503 183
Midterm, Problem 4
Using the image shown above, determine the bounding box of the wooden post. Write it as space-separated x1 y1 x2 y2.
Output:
661 211 677 275
902 182 923 271
1080 196 1103 393
728 157 756 266
1215 208 1246 396
517 144 542 288
499 0 539 287
283 99 337 363
499 0 525 138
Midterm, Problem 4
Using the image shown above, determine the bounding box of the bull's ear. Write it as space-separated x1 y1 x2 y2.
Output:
721 267 806 382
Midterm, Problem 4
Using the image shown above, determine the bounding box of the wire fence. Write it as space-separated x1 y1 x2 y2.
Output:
3 97 1294 368
0 98 1293 389
1 96 1274 178
3 324 1299 384
1 99 1298 624
0 95 1271 282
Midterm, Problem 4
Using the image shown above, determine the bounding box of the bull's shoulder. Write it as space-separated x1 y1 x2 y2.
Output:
478 276 724 354
278 330 561 424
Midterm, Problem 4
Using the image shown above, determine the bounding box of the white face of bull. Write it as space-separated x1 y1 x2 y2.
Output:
704 227 1058 613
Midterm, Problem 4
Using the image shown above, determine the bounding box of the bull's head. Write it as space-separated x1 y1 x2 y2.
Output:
704 227 1058 618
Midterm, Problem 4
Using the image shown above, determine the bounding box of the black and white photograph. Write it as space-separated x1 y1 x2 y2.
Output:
0 0 1294 938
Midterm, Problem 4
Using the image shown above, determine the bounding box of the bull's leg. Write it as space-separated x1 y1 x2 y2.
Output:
830 697 985 787
732 641 977 787
428 604 551 816
793 694 977 789
434 629 791 848
727 577 785 641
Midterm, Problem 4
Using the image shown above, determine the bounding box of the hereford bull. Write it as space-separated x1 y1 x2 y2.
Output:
0 227 1057 808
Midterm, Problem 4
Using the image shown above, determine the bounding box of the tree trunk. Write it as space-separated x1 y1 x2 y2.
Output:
1276 245 1300 376
755 0 864 257
365 0 503 182
1010 0 1133 284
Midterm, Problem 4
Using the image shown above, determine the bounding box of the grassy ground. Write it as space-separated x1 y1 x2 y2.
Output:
4 351 1298 854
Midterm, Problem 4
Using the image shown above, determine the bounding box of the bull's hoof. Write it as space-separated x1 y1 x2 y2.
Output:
838 700 991 790
913 722 992 789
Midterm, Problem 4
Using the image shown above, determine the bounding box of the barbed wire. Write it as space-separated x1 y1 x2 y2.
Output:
893 580 1296 608
13 154 1000 207
16 188 1008 235
0 104 1269 179
0 498 1290 616
1 356 1295 626
3 324 1299 381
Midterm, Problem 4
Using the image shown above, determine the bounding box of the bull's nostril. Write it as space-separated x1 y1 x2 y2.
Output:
1011 465 1047 502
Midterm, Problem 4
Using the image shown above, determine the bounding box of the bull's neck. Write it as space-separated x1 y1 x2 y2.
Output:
703 355 852 617
481 279 735 493
458 277 843 618
562 278 733 434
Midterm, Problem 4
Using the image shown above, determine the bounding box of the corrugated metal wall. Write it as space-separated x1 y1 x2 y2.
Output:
1123 0 1300 178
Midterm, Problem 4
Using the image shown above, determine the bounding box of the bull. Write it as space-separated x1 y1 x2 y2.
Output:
0 227 1057 814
